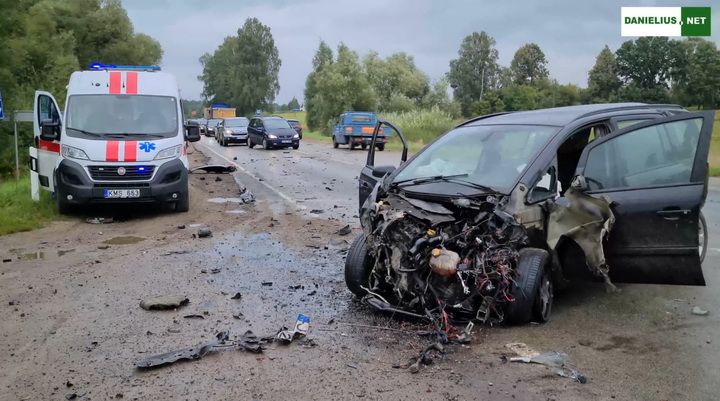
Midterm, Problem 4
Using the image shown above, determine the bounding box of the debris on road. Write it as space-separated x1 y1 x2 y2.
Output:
177 224 186 229
276 314 310 344
309 209 324 214
190 165 237 174
408 342 445 373
692 306 709 316
86 217 114 224
335 225 352 236
506 343 587 384
183 314 205 319
261 281 273 286
139 295 189 311
231 292 242 300
197 228 213 238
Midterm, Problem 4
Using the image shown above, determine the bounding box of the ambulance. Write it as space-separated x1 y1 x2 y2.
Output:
29 64 201 213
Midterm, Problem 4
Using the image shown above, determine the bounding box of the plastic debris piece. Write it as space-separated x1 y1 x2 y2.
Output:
335 225 352 236
197 228 213 238
139 295 189 311
692 306 709 316
510 351 587 384
190 165 237 174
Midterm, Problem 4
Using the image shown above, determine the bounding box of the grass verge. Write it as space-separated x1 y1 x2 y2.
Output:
0 176 58 236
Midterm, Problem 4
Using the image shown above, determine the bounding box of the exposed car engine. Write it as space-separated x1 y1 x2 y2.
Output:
360 192 531 326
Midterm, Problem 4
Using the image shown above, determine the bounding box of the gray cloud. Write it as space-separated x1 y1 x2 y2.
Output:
122 0 719 103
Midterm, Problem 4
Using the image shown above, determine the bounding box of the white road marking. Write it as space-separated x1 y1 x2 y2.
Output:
196 141 299 207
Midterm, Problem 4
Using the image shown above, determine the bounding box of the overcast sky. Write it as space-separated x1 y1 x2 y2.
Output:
121 0 719 104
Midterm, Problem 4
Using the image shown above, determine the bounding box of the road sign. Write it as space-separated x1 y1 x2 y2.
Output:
0 90 4 120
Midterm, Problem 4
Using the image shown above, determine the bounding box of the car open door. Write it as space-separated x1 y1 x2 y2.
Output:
574 111 713 285
358 120 408 211
30 91 63 199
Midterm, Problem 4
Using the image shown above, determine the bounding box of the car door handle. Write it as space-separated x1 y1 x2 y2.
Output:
656 208 691 220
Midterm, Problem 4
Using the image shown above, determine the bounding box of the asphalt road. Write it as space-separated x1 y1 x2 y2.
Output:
198 135 720 401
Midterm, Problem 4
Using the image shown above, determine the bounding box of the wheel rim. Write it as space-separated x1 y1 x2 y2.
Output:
699 218 706 258
263 139 267 149
537 272 553 321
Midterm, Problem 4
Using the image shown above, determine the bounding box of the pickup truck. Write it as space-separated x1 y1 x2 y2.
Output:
332 112 388 151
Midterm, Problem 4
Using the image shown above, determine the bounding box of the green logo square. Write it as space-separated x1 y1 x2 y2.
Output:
681 7 711 36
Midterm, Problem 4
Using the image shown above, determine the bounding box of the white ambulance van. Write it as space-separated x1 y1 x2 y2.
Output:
29 64 201 213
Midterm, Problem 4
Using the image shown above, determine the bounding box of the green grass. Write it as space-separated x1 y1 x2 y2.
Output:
0 176 58 236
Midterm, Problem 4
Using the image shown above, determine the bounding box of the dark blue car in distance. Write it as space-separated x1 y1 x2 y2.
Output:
248 116 300 150
332 112 389 151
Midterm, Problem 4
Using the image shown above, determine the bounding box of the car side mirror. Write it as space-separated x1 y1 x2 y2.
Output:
40 120 60 141
372 165 396 178
571 175 588 192
185 121 201 142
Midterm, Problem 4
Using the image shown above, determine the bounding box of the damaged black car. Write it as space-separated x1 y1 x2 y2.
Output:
345 104 714 326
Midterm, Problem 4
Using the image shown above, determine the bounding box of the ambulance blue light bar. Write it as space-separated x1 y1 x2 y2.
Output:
88 63 161 71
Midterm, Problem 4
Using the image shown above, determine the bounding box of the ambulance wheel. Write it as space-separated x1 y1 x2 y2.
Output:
56 195 71 215
175 194 189 213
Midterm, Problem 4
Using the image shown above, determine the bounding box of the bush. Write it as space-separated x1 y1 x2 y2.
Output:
379 107 457 144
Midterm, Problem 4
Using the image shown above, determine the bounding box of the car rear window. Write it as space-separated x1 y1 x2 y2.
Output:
346 114 374 124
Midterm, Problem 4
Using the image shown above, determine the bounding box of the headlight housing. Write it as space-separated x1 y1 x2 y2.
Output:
293 133 299 139
268 134 278 139
225 129 233 134
61 144 89 160
154 144 182 160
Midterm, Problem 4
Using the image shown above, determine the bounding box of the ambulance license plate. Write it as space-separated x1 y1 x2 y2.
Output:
103 189 140 199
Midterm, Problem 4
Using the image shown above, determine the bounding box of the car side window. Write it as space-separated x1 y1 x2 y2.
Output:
584 118 702 191
38 95 59 123
528 166 558 203
616 119 651 130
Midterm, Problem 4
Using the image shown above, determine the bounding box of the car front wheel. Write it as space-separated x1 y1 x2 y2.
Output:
263 138 271 150
700 211 708 263
505 247 551 325
345 234 372 297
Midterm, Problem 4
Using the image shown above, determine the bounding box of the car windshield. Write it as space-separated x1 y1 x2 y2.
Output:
264 119 291 129
66 95 178 138
208 119 221 126
287 121 300 127
392 124 559 192
225 118 248 127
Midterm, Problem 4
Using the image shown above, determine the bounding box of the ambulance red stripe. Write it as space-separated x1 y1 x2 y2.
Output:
106 141 119 161
109 71 122 94
125 72 138 95
124 141 137 162
38 139 60 153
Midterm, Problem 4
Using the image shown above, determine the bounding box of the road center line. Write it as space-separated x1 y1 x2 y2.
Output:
195 141 299 207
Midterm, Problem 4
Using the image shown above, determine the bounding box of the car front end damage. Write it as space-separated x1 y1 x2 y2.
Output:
349 182 615 328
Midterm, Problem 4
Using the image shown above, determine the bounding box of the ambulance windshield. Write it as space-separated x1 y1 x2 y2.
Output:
65 95 179 139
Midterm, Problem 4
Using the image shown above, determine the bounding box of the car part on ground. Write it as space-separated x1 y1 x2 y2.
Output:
190 165 237 174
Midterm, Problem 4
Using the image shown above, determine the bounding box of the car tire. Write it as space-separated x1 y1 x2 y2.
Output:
56 193 71 214
292 144 299 150
333 138 339 149
175 192 189 213
248 138 255 148
263 138 271 150
345 234 372 297
505 247 551 325
361 143 367 150
377 143 385 151
350 141 356 150
700 211 708 264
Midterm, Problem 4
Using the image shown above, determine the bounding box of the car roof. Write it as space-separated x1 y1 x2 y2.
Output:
465 103 683 126
259 116 284 120
223 117 248 120
286 119 299 122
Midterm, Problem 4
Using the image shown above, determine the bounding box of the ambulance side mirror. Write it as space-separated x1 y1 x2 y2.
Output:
185 121 201 142
40 120 60 141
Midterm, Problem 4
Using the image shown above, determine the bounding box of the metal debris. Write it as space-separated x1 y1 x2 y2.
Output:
335 225 352 236
86 217 114 224
139 295 189 311
197 228 213 238
275 314 310 344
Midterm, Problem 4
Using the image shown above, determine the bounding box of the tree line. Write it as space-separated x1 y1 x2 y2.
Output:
198 19 720 134
0 0 162 176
